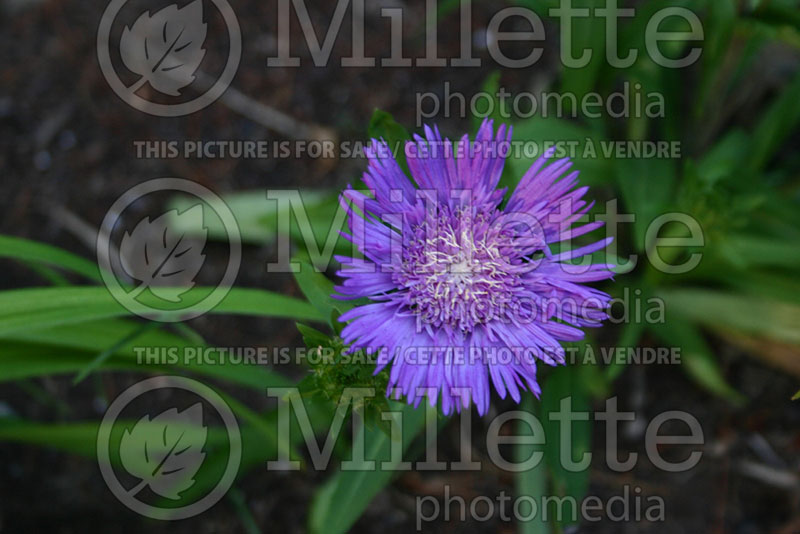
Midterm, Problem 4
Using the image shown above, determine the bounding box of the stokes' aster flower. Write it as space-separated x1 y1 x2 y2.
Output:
334 120 614 415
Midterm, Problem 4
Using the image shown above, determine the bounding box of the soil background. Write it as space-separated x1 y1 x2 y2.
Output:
0 0 799 533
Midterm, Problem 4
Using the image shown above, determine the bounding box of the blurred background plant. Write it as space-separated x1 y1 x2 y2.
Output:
1 0 799 532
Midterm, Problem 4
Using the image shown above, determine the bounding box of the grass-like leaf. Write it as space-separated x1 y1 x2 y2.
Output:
517 393 549 534
649 319 745 404
0 319 294 390
0 234 101 281
0 286 323 336
308 403 426 534
368 109 411 175
660 289 800 346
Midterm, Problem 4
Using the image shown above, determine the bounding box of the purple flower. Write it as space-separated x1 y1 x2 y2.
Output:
334 120 613 415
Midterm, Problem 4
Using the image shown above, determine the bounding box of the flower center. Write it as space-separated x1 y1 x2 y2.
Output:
396 207 521 332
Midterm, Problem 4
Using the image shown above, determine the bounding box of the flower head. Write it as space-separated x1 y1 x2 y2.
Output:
334 120 614 415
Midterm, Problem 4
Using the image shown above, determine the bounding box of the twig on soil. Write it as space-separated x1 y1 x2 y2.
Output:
34 102 74 150
198 72 338 143
120 23 339 144
737 459 800 491
47 205 103 252
45 204 127 283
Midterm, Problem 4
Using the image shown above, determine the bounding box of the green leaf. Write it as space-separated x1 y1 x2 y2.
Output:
712 269 800 307
0 286 323 336
604 320 646 381
718 234 800 270
0 319 294 391
649 320 745 404
746 68 800 172
695 130 750 186
472 70 504 131
539 365 591 527
517 393 549 534
227 487 262 534
694 0 737 120
296 322 331 349
0 419 285 499
23 261 70 286
0 234 101 281
308 403 426 534
616 157 677 252
793 390 800 401
557 1 607 106
0 420 109 456
169 189 338 244
0 342 156 382
72 320 161 385
748 0 800 34
292 258 338 328
660 289 800 346
505 117 611 192
367 109 411 175
169 189 353 265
